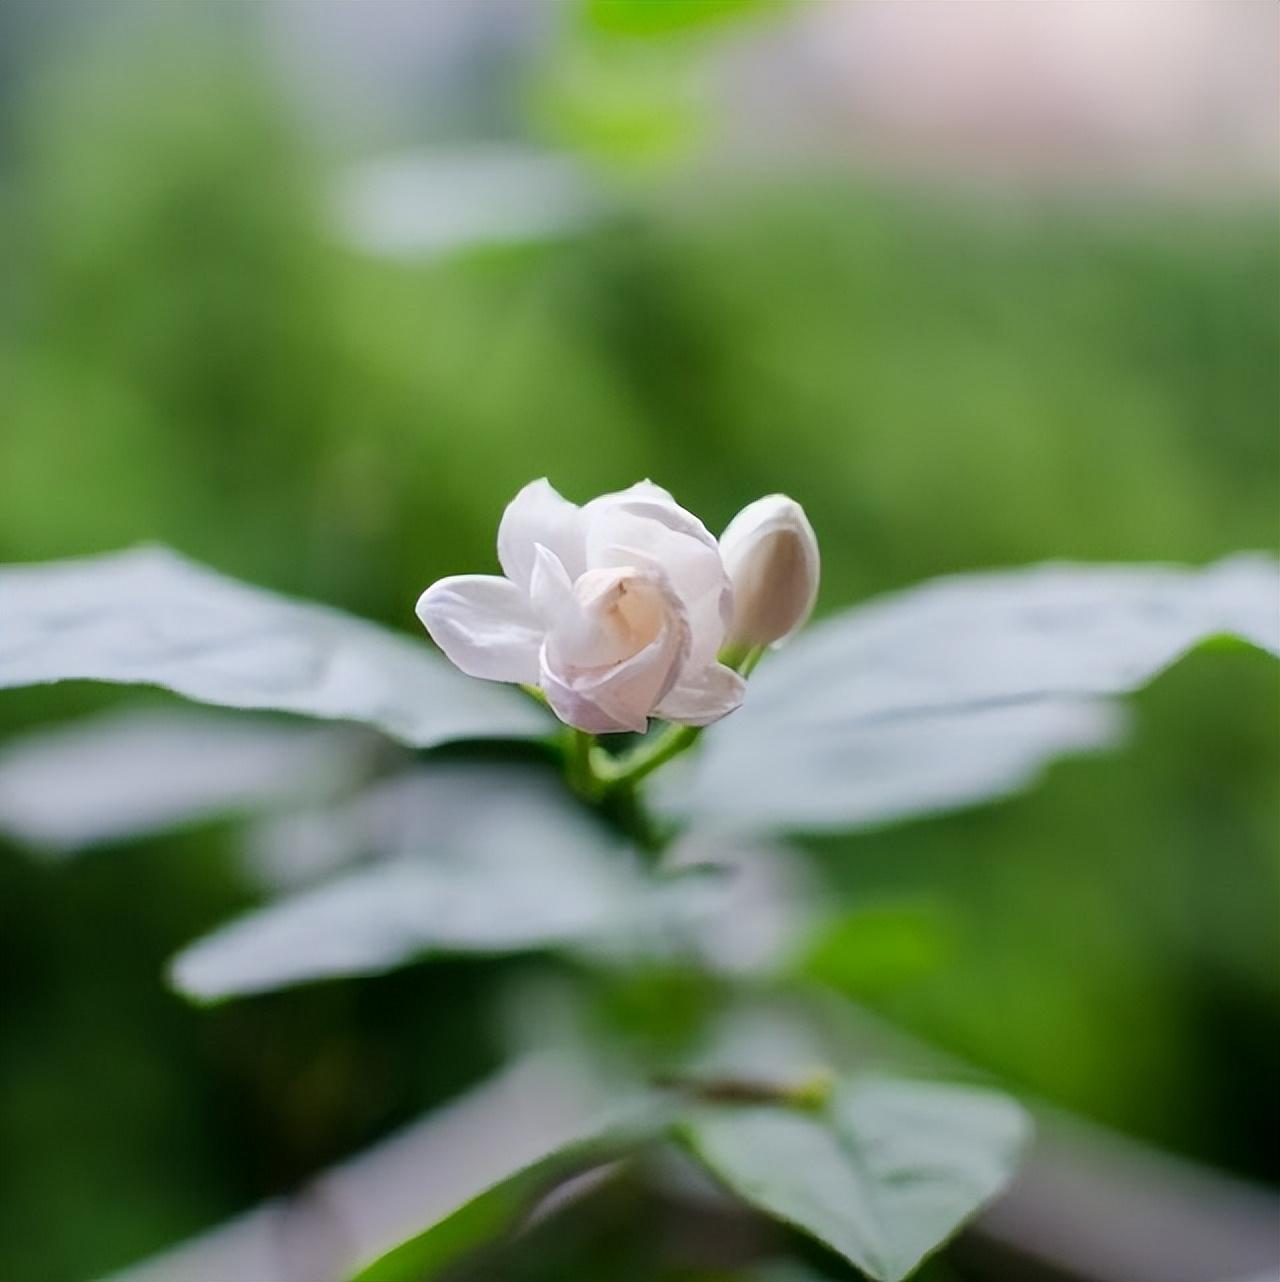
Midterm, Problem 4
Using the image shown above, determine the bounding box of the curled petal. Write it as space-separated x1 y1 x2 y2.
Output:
585 483 717 555
586 494 731 671
415 575 543 684
528 543 576 625
540 569 692 734
574 613 691 731
497 479 586 594
656 662 746 726
604 479 678 506
539 661 636 734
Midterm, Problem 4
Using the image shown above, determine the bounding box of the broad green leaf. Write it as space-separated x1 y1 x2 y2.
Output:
345 1053 661 1282
105 1054 646 1282
0 706 367 853
679 1077 1030 1282
0 546 548 748
669 556 1279 832
348 1146 615 1282
170 764 659 1000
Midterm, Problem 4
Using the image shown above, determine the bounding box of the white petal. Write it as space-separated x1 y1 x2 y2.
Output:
497 479 586 594
574 612 690 731
542 623 684 735
528 543 576 625
656 662 745 727
539 570 692 735
721 494 820 648
585 483 715 553
606 479 678 506
585 493 731 671
416 575 543 684
539 657 641 735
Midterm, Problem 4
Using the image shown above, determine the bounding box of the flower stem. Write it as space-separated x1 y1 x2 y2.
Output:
595 722 702 792
564 727 600 800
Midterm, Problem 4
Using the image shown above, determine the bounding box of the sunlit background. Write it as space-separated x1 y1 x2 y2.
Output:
1 2 1277 1279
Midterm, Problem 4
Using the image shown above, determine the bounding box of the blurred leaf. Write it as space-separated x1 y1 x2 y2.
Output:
334 146 602 262
678 1077 1030 1281
0 546 549 748
583 0 781 38
532 43 705 167
348 1148 619 1282
108 1053 648 1282
171 765 660 1000
344 1052 663 1282
0 706 369 854
797 903 954 997
668 556 1280 832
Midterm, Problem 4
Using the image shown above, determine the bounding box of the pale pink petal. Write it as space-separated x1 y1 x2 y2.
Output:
497 479 586 594
720 494 820 648
588 508 730 672
584 484 716 554
539 654 638 734
528 543 576 625
539 568 692 734
605 479 678 506
656 662 746 727
416 575 543 684
570 610 691 732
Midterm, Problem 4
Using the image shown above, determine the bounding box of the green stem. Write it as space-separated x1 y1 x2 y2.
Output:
564 727 599 800
595 722 702 791
737 644 767 679
519 683 550 708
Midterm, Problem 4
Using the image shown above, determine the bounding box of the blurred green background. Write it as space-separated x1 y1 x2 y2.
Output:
0 1 1276 1279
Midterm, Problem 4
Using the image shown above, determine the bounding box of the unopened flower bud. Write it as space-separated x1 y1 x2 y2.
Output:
720 495 820 648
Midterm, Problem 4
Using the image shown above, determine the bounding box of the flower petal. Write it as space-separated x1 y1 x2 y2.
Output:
721 494 820 648
416 575 543 684
573 611 691 731
606 479 678 506
539 568 692 734
539 656 640 735
585 483 716 554
587 504 731 673
528 543 576 625
497 479 586 595
656 662 746 727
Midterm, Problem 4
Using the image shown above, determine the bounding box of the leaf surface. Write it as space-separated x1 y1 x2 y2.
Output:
670 556 1279 831
681 1076 1030 1281
0 546 548 747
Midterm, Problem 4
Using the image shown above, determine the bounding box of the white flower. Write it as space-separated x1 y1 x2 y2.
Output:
417 479 746 734
720 494 820 648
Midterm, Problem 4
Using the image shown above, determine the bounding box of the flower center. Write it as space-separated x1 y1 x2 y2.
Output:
561 567 667 669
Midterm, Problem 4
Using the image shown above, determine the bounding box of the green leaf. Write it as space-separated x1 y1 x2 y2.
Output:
669 556 1280 833
0 546 548 748
679 1077 1031 1281
105 1054 652 1282
346 1059 664 1282
169 764 664 1000
349 1145 604 1282
0 706 366 854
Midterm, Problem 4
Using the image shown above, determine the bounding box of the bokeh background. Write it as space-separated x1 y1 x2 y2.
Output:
0 1 1277 1279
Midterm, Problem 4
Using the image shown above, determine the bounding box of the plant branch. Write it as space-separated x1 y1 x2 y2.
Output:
595 722 702 792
